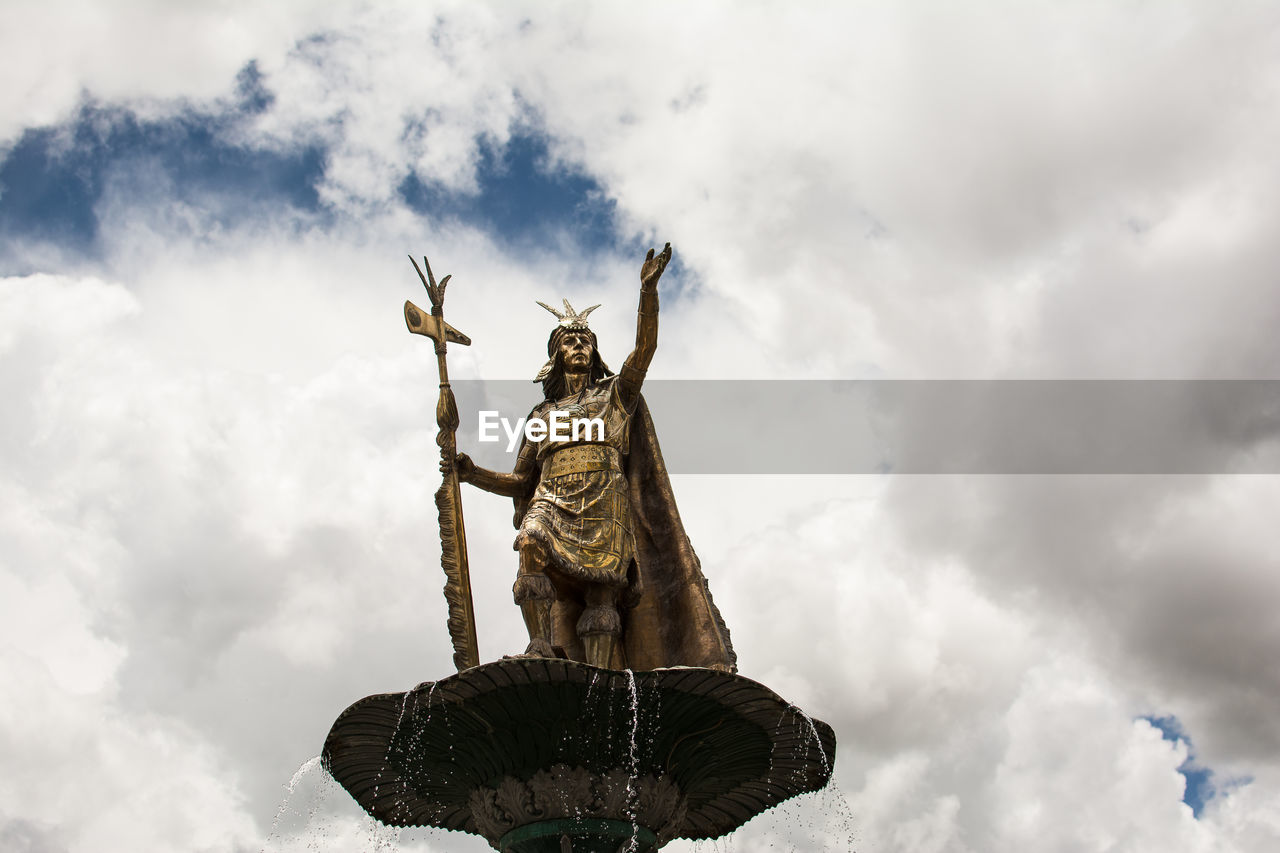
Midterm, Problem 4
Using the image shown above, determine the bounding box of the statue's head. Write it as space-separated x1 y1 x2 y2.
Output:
555 327 596 374
533 299 612 399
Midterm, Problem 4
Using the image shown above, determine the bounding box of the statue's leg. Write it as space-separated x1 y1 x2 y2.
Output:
513 540 556 657
554 597 585 662
577 585 621 669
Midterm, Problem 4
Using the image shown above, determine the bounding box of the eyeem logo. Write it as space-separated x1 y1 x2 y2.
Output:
479 411 605 452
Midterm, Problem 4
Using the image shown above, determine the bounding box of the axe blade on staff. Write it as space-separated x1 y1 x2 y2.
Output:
405 254 478 671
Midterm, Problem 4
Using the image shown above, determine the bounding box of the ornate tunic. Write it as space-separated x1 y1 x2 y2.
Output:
514 376 637 587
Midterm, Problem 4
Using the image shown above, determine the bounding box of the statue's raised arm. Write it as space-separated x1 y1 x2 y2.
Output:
617 242 671 412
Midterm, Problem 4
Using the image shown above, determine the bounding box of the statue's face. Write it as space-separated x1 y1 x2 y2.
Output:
559 330 594 373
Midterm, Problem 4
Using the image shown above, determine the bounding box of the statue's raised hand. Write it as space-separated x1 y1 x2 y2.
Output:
641 242 672 290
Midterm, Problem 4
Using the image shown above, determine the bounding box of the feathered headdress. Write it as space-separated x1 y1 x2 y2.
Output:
532 298 610 387
536 298 601 330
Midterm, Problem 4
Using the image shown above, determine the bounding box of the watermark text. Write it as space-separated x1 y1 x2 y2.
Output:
478 411 605 452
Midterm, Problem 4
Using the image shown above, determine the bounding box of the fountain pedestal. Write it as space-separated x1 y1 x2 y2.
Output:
323 658 835 851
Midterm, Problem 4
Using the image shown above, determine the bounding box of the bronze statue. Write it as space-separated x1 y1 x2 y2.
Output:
447 244 735 672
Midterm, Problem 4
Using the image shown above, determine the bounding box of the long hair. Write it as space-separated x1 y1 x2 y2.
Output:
534 326 613 401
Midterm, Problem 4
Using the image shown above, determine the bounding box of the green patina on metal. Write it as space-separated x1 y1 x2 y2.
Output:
499 818 658 853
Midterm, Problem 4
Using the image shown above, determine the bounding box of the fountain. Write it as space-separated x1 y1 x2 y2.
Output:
322 248 836 851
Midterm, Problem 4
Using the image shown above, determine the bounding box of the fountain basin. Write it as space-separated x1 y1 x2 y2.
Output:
323 658 835 850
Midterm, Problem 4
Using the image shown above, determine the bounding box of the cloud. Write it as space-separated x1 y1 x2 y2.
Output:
0 0 339 141
3 3 1280 852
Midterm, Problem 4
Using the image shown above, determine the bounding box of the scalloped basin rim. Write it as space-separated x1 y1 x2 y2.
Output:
323 659 836 843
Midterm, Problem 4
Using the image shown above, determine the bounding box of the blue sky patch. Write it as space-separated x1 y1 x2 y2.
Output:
399 130 620 257
395 127 697 300
0 83 324 269
1142 714 1220 817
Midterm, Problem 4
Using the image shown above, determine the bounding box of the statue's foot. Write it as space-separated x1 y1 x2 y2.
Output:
522 638 556 658
501 639 569 660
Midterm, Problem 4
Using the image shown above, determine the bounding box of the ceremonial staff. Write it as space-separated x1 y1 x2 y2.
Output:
404 255 478 671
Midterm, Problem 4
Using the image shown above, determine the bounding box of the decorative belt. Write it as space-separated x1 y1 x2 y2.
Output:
542 444 622 479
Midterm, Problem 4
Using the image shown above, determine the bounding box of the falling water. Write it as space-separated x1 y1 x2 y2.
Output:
624 669 640 775
266 756 323 840
359 818 402 851
386 690 414 760
367 690 418 820
423 680 438 720
790 704 830 778
581 669 602 756
622 668 641 853
681 699 856 853
386 682 438 826
262 754 360 852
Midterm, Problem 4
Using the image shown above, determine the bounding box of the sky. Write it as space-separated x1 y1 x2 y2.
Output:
2 2 1280 851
